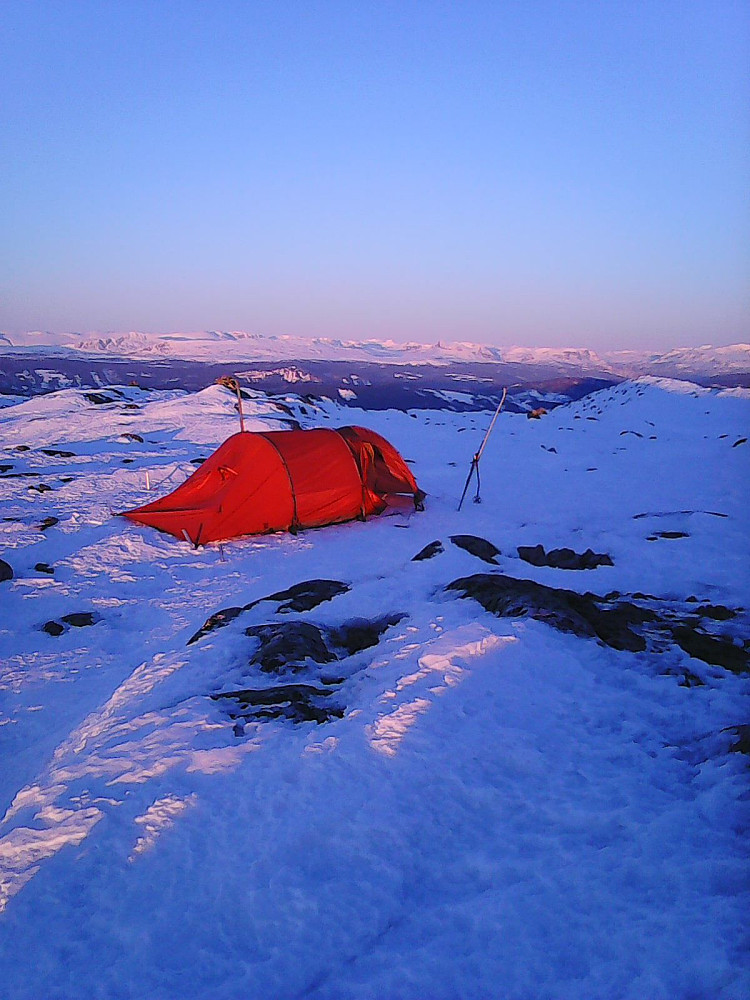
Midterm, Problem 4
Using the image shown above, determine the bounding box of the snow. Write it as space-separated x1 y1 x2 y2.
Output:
0 377 748 999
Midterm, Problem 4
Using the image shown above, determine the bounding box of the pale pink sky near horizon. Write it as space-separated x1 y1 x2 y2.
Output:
2 2 748 352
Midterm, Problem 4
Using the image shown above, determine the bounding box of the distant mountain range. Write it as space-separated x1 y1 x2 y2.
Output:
1 332 748 411
2 330 749 379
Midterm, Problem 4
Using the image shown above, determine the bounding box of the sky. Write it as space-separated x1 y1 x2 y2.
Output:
1 0 748 350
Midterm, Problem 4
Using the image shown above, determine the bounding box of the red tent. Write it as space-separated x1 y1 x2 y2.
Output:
123 425 424 544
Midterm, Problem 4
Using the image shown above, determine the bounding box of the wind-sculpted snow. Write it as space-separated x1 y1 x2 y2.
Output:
0 377 748 998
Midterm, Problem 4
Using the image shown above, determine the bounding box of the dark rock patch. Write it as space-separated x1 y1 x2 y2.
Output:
264 579 350 613
447 572 748 672
732 437 747 448
35 562 54 575
0 464 13 474
41 448 76 457
517 544 613 570
450 535 501 564
42 612 101 635
187 606 245 645
14 445 30 452
447 573 655 652
649 531 689 540
212 683 344 725
244 622 337 673
726 725 750 755
696 604 736 621
671 627 748 674
330 614 406 655
84 392 115 405
0 558 13 582
189 457 206 465
121 433 144 443
187 579 350 644
412 540 444 561
37 516 59 531
28 483 53 493
1 472 39 478
634 510 727 519
61 612 100 628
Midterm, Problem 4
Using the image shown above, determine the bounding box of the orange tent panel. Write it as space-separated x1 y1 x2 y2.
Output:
123 425 423 544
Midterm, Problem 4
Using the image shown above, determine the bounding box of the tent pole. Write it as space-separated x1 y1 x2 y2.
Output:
457 387 507 510
234 378 246 433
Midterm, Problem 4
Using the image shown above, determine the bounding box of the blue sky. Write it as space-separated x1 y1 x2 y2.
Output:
1 0 747 349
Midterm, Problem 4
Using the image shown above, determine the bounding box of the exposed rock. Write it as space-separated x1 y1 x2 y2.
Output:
448 572 748 672
41 448 76 457
517 544 613 570
42 612 100 635
671 627 748 674
121 433 144 443
187 606 245 645
649 531 689 540
212 684 344 725
187 579 350 644
37 516 59 531
450 535 501 565
265 579 350 613
0 558 13 582
35 562 54 575
29 483 53 493
244 622 337 673
330 614 406 655
726 725 750 755
84 392 115 405
0 464 12 474
696 604 736 621
61 612 100 628
412 540 444 561
447 573 655 652
732 437 747 447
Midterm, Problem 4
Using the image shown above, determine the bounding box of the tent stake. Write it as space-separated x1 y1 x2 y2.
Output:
458 387 507 511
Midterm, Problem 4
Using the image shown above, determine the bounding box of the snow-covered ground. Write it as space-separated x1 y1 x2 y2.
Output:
0 377 748 999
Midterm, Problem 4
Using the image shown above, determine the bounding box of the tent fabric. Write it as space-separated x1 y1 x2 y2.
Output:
122 426 423 544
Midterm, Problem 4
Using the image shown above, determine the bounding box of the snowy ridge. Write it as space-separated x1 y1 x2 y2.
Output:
3 330 749 377
0 378 748 998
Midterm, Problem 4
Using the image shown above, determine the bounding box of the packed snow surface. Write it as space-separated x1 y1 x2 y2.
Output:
0 378 748 999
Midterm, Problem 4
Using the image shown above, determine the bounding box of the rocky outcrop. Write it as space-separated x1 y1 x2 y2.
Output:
517 544 613 570
449 535 501 564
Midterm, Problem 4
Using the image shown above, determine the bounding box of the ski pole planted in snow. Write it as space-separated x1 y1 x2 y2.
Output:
457 387 507 511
